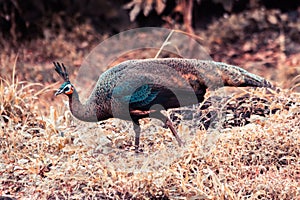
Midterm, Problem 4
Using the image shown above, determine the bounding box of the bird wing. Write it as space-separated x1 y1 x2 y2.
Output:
112 81 161 107
113 80 200 111
109 61 208 112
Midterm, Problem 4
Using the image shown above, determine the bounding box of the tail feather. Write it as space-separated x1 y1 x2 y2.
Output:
213 61 273 89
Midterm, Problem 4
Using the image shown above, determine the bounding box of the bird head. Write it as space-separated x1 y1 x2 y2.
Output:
53 62 74 96
55 81 74 96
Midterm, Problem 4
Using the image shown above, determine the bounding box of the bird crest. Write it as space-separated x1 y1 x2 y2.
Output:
53 62 70 82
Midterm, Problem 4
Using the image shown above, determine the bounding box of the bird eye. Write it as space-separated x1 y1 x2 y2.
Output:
64 85 70 92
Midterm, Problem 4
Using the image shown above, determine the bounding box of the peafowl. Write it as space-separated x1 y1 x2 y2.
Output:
54 58 273 152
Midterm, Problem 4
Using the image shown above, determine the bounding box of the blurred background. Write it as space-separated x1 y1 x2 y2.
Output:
0 0 299 88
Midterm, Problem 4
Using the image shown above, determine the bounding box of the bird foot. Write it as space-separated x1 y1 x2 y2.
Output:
135 146 141 153
177 139 186 147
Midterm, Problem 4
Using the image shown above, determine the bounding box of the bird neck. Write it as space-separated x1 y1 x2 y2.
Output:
68 89 100 122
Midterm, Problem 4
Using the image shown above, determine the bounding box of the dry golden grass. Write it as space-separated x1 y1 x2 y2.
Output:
0 61 299 199
1 10 299 198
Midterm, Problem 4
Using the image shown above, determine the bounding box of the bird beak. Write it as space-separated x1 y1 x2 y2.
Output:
55 89 63 96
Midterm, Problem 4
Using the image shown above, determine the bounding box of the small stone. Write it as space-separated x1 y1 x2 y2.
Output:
268 15 278 24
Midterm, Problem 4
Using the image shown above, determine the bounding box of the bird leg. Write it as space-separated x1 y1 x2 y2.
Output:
153 111 185 147
165 118 184 147
133 120 141 153
132 113 184 153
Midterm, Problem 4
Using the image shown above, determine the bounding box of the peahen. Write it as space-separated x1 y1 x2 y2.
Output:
54 58 273 152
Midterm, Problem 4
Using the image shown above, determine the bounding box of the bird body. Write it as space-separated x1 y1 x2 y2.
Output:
54 58 273 152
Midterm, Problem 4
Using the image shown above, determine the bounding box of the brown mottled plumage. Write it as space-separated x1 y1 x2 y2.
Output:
54 58 273 152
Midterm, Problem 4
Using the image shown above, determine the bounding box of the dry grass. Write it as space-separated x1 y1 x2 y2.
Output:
0 7 299 197
0 61 299 199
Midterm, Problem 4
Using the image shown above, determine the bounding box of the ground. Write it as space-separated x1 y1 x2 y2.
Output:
0 7 299 200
